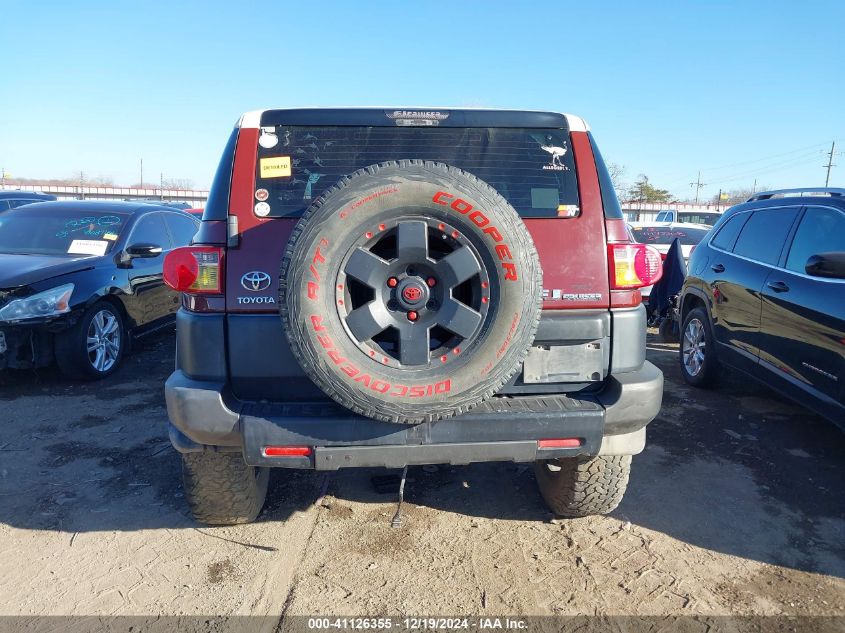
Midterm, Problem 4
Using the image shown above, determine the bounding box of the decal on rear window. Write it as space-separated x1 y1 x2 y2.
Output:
535 135 569 171
259 156 292 178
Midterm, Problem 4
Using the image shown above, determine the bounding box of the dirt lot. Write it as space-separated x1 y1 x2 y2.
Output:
0 327 842 631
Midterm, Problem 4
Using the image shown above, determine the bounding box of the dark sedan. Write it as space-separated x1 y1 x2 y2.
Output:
0 200 198 378
678 188 845 428
0 190 57 211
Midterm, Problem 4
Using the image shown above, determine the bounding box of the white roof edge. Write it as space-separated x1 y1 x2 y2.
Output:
562 113 590 132
238 110 265 129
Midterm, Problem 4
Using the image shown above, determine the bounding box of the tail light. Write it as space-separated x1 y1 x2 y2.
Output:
262 446 312 457
163 246 224 294
608 244 663 289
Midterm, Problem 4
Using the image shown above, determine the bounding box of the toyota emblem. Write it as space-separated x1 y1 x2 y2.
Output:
403 286 423 302
241 271 272 292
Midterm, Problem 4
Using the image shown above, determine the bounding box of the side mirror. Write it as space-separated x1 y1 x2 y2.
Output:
805 252 845 280
125 243 163 259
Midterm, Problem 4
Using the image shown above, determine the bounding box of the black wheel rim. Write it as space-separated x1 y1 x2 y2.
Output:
336 218 491 367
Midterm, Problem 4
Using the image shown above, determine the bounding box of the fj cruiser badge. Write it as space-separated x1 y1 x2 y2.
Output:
385 110 449 127
543 289 602 301
386 110 449 120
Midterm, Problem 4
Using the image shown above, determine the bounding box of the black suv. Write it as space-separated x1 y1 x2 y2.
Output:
164 108 665 525
679 188 845 428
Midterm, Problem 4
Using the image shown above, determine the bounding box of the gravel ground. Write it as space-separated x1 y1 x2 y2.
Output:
0 327 842 632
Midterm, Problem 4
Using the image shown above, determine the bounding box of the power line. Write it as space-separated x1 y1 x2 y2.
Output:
665 150 821 191
661 141 831 184
698 142 829 173
714 153 822 185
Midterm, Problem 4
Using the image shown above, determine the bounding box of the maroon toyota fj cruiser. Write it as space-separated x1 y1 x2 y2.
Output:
164 108 664 525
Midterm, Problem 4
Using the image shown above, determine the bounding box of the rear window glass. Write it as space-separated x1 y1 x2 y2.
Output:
254 126 579 219
632 226 710 246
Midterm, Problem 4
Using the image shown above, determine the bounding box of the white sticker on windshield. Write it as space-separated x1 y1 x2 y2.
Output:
68 239 108 256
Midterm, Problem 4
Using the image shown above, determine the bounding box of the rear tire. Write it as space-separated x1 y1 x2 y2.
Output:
679 306 720 387
182 452 270 525
534 455 631 518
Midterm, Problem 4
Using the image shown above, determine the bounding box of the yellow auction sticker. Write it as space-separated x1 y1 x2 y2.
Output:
260 156 292 178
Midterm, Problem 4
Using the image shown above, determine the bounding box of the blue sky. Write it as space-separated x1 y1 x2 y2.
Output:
2 0 843 200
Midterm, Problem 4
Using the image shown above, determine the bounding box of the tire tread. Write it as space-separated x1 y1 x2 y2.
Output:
182 452 269 525
534 455 631 518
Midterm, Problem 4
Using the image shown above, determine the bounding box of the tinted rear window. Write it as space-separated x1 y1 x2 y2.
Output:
202 128 238 221
588 132 623 219
632 226 709 246
254 126 579 219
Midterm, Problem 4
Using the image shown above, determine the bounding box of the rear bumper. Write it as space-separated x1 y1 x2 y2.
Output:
165 361 663 469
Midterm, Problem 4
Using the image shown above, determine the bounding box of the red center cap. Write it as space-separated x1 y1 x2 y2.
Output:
403 286 423 303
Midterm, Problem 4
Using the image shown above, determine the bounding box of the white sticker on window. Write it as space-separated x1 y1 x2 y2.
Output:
68 239 108 256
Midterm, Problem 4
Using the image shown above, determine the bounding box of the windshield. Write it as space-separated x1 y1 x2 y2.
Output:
254 126 580 219
632 226 710 246
0 208 129 256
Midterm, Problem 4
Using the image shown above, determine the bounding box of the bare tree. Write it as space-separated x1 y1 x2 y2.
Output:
607 163 627 202
161 178 194 190
712 186 770 206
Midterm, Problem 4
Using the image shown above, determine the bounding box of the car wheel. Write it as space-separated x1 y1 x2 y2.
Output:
279 160 542 424
55 301 125 380
182 452 270 525
679 306 719 387
534 455 631 518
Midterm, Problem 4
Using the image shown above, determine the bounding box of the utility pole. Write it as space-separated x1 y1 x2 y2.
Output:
160 172 164 201
716 189 722 212
140 158 144 188
690 171 706 204
752 178 757 194
78 171 85 200
824 141 837 187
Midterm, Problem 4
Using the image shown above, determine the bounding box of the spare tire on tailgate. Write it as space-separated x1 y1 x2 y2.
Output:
280 160 542 424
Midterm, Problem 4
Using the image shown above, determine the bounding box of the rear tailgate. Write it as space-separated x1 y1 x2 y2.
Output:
221 110 611 399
